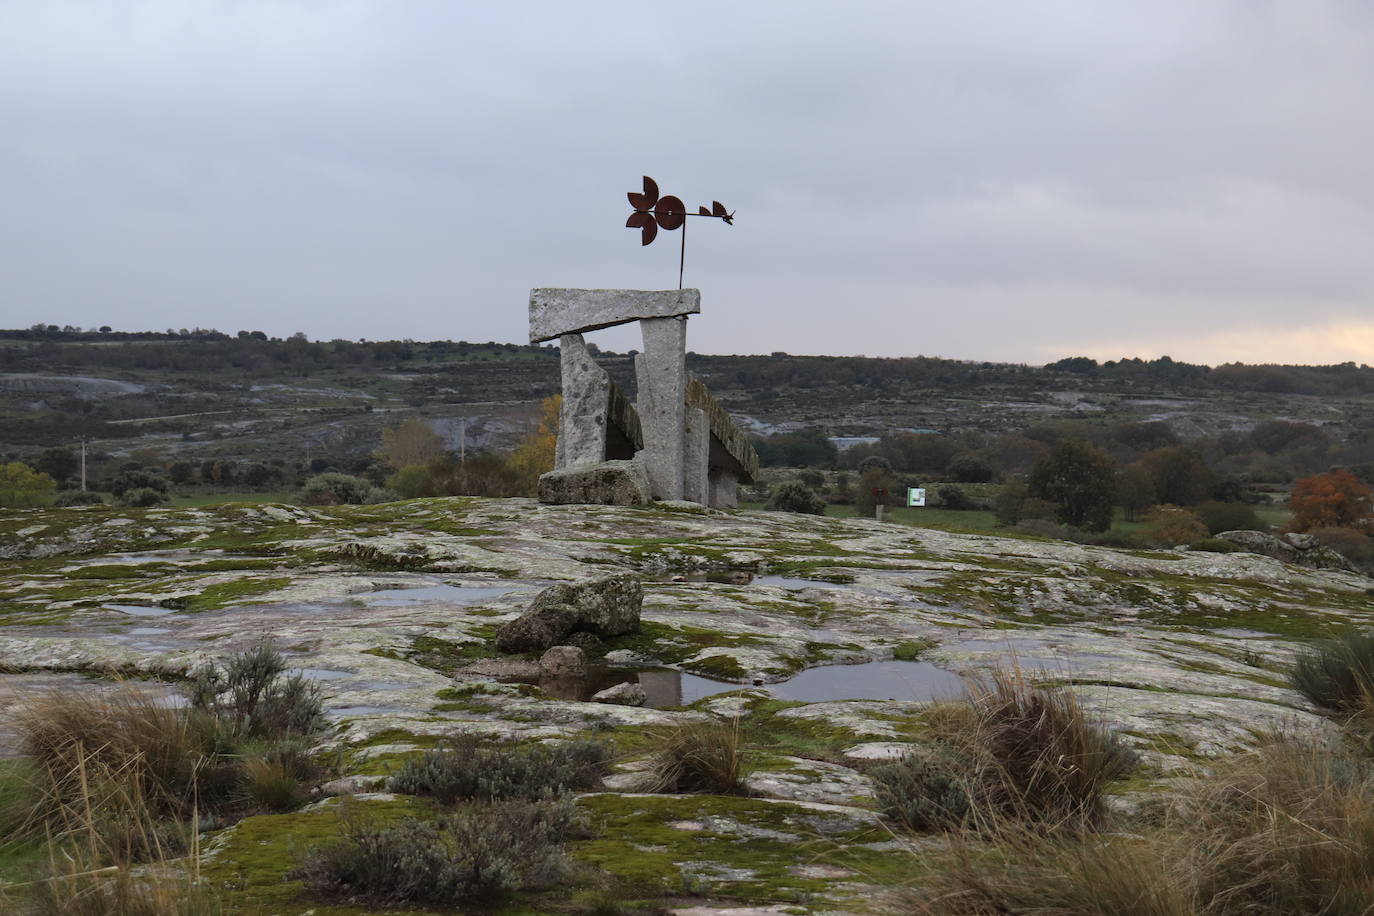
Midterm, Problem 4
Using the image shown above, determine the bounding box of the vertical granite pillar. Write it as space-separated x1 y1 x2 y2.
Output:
635 316 687 500
683 406 709 505
556 333 610 469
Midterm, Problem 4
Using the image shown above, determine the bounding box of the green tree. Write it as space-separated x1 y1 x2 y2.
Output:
766 480 826 515
855 467 899 517
34 447 78 483
994 476 1028 527
1028 439 1118 531
0 462 57 507
387 464 436 499
376 417 447 471
1117 463 1156 522
1140 447 1212 506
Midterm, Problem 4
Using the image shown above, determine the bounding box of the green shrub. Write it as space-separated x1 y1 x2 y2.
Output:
1195 500 1265 535
188 645 326 740
1192 537 1239 553
295 472 388 505
871 750 972 832
643 719 745 795
765 480 826 515
1291 630 1374 714
390 735 610 803
53 489 104 507
292 799 584 905
117 486 168 508
937 484 976 510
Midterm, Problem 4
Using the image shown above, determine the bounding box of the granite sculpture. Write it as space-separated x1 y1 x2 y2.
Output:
528 288 759 507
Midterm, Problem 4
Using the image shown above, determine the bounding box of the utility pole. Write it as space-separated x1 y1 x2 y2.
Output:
80 438 87 491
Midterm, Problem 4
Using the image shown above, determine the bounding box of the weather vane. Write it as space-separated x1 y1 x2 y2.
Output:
625 175 734 289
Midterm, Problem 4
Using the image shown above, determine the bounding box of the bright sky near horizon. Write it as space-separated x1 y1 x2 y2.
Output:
2 2 1373 365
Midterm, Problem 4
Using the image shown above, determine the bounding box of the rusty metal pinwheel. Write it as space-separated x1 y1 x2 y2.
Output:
626 175 734 288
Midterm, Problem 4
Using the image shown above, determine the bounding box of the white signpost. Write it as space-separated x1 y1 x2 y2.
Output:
907 487 926 507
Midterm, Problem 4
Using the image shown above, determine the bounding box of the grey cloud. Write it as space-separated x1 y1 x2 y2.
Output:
1 1 1371 363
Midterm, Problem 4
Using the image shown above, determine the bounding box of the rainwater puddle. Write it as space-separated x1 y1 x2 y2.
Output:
1214 628 1271 639
650 571 857 591
128 627 170 636
764 660 965 703
329 705 396 717
291 668 355 681
363 584 516 606
754 575 856 590
511 660 964 708
106 604 172 617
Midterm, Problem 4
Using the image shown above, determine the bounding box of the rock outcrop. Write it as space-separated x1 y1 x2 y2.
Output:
496 573 643 653
1218 530 1357 572
539 645 587 678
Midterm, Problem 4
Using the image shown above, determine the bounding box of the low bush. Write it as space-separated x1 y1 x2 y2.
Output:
390 735 610 803
53 489 105 506
1194 500 1265 535
1136 504 1209 547
1190 537 1238 553
1291 629 1374 714
871 749 972 832
936 484 977 510
117 486 168 507
188 644 326 740
765 480 826 515
643 719 745 795
292 798 584 906
295 472 390 505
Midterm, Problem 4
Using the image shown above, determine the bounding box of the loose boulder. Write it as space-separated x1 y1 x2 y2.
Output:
592 681 647 706
495 604 579 653
539 645 587 679
538 459 652 506
496 573 643 654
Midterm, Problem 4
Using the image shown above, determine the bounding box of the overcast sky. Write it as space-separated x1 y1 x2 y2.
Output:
2 2 1373 364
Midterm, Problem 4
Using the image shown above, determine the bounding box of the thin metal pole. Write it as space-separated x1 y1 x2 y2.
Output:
679 217 686 290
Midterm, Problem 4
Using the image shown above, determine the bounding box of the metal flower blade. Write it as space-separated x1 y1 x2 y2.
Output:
626 175 734 288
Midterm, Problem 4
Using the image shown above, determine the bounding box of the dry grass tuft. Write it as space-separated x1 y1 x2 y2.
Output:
643 718 746 795
905 735 1374 915
876 666 1136 834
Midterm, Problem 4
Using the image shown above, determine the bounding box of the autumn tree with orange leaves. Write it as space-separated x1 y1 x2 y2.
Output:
1287 469 1373 532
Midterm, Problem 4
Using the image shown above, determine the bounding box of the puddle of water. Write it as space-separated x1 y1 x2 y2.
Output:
1214 628 1270 639
655 571 758 585
363 584 515 606
128 627 170 636
291 668 355 681
754 575 854 590
106 604 172 617
508 660 964 708
329 705 395 717
766 661 965 703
